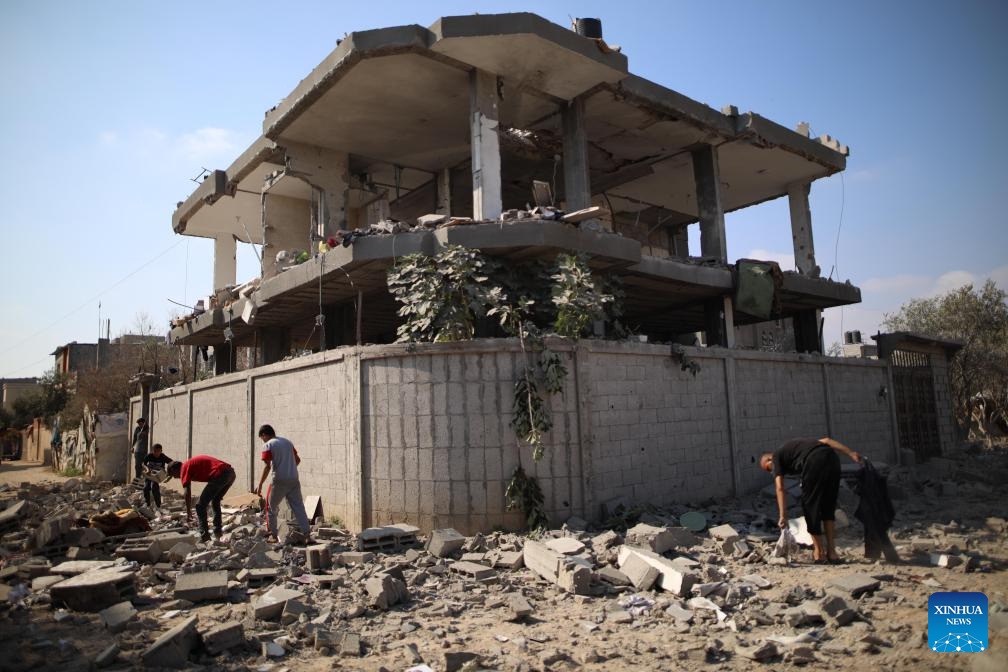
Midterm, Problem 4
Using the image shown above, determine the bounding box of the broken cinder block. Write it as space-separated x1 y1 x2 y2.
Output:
142 615 200 668
174 570 228 602
523 539 590 595
426 528 466 558
201 621 244 655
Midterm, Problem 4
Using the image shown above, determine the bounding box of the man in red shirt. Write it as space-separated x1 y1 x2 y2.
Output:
167 455 236 542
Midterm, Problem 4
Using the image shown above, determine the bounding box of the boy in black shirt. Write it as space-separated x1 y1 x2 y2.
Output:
759 437 861 563
142 443 174 509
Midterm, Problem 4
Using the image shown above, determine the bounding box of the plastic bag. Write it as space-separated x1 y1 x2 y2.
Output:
773 527 798 560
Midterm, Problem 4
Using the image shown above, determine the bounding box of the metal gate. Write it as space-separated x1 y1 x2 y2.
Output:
891 349 941 461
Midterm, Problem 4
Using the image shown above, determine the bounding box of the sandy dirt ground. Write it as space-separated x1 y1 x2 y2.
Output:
1 450 1006 672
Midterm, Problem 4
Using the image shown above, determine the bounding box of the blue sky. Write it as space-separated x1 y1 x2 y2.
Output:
1 1 1005 378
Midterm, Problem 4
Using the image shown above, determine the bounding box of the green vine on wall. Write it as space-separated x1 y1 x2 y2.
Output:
388 247 617 529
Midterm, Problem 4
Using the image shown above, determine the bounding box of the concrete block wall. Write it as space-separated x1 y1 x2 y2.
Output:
143 338 900 534
824 360 896 463
252 353 358 527
191 380 250 483
582 343 733 518
149 390 191 463
361 342 571 533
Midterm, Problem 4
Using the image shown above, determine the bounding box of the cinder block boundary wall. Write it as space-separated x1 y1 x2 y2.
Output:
135 340 895 534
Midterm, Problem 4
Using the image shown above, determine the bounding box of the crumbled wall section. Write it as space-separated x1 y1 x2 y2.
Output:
141 340 897 534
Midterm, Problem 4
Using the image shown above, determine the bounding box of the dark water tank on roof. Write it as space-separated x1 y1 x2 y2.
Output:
574 17 603 39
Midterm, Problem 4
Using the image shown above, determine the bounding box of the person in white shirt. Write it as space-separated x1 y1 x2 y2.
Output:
254 424 311 543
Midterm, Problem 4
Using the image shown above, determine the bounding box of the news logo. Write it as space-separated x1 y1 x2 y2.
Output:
929 592 987 653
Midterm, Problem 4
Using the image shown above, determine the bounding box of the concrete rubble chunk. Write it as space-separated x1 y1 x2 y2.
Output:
115 537 162 564
736 641 779 661
507 593 534 620
253 586 305 620
625 523 677 553
785 601 825 627
426 528 466 558
338 551 374 565
489 549 524 569
281 597 309 625
99 600 137 633
201 621 244 655
617 545 698 597
830 573 881 597
306 544 332 572
142 615 200 668
444 651 481 672
523 539 590 595
708 523 739 540
174 570 228 602
620 552 660 591
450 560 497 582
168 542 195 564
666 602 694 622
596 565 632 586
386 522 421 545
366 571 410 609
591 530 621 550
543 537 586 555
339 631 361 657
50 566 136 612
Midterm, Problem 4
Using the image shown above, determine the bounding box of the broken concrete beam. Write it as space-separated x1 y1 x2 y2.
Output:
616 546 698 597
142 615 200 668
620 552 660 591
829 573 881 597
426 528 466 558
306 544 332 572
99 600 137 633
115 537 162 564
174 570 228 602
253 586 305 620
201 621 244 655
366 572 410 610
450 561 497 582
50 566 136 612
523 539 590 595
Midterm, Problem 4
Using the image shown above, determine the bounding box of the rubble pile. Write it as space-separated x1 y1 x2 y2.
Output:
0 448 1006 671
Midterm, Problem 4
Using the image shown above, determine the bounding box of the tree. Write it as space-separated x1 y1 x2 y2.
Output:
882 279 1008 434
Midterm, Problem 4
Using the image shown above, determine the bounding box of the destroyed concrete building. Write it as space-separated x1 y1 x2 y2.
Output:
150 13 942 534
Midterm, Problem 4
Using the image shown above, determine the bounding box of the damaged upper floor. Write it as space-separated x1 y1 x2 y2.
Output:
168 12 857 364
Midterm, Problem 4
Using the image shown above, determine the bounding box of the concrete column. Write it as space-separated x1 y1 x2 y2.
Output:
690 144 727 263
436 168 451 216
261 193 311 280
788 182 819 276
283 141 350 238
212 234 237 292
469 69 502 221
562 96 591 213
704 296 735 348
